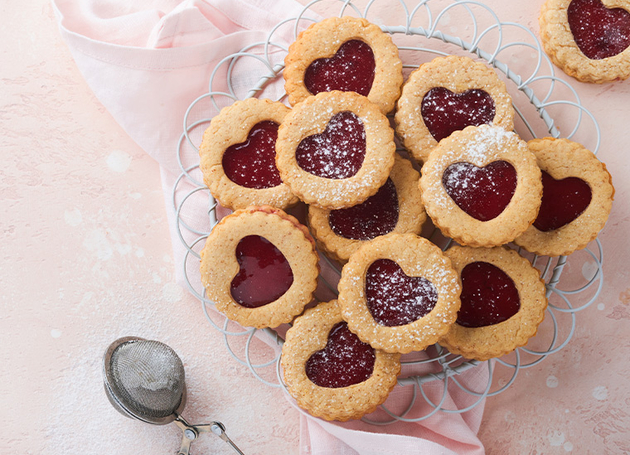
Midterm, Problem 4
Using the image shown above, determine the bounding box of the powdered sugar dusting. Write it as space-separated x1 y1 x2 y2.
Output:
442 161 517 221
296 111 366 179
426 126 519 212
453 125 514 164
421 87 496 141
341 243 461 351
366 259 438 326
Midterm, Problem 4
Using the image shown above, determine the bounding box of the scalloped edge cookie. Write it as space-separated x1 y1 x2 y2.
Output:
199 206 319 328
395 55 514 164
199 98 299 210
419 125 542 247
513 137 614 256
281 300 401 421
440 246 548 361
284 16 403 114
337 233 461 354
276 90 396 210
539 0 630 83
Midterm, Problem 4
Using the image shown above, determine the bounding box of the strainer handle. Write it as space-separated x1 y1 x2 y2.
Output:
176 435 192 455
175 416 244 455
197 422 245 455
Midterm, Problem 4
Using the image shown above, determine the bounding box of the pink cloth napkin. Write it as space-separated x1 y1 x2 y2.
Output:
52 1 488 453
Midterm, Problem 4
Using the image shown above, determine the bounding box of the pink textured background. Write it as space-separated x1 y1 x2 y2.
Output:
1 0 629 454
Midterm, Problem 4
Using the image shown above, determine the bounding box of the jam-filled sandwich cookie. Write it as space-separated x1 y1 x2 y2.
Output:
308 154 426 263
276 90 396 210
420 125 542 248
199 206 319 328
514 138 614 257
395 55 514 164
440 246 548 361
283 16 403 114
539 0 630 83
281 300 401 421
198 98 298 211
337 233 461 354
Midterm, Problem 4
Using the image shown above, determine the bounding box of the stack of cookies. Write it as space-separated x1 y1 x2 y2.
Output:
197 16 614 421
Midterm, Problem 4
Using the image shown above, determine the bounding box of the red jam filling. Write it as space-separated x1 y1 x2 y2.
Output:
305 321 375 388
296 111 366 179
457 261 520 328
230 235 293 308
568 0 630 60
442 161 517 222
421 87 496 142
222 121 282 189
366 259 438 327
304 39 376 97
328 178 399 240
533 170 592 232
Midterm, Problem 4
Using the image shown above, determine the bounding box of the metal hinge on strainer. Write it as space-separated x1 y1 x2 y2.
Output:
103 336 244 455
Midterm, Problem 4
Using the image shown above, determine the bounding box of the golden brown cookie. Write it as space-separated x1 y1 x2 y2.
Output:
284 16 403 114
199 206 319 328
337 233 461 354
539 0 630 83
395 55 514 164
276 90 396 210
420 125 542 247
199 98 298 210
440 246 548 361
308 154 426 263
514 137 614 256
281 300 401 421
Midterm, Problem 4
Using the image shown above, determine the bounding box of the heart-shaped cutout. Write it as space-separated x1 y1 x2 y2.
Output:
305 321 375 388
222 121 282 189
457 261 520 328
568 0 630 60
296 111 366 179
533 170 592 232
329 178 399 240
442 161 517 221
421 87 496 142
366 259 438 327
230 235 294 308
304 39 376 97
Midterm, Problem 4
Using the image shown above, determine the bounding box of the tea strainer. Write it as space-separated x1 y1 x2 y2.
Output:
103 336 244 455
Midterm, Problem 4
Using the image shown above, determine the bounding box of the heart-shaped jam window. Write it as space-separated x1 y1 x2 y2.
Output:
230 235 294 308
457 261 520 328
222 121 282 189
304 39 376 97
328 178 399 240
442 161 517 221
305 321 375 388
421 87 496 142
296 111 366 179
366 259 438 327
568 0 630 60
533 170 592 232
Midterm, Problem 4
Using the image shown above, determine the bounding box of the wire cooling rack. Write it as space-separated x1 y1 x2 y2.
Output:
172 0 605 423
